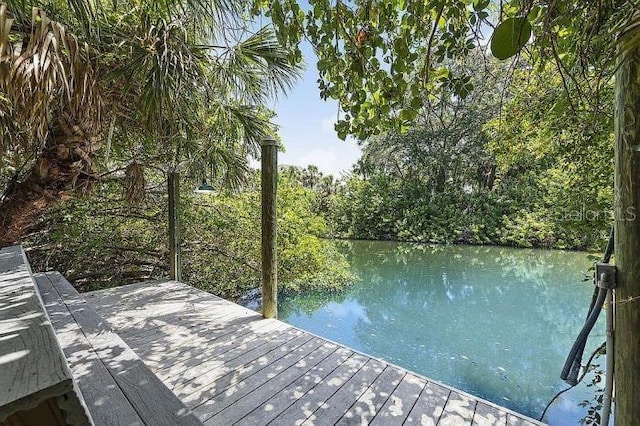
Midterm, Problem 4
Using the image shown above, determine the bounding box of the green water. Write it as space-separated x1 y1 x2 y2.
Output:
278 240 605 424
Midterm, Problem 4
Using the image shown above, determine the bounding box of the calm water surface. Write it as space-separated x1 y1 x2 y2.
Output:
278 240 605 425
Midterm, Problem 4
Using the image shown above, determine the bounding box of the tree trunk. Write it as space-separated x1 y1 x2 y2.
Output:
614 26 640 426
0 114 100 247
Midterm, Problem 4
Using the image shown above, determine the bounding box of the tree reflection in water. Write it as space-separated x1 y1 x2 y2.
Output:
278 240 603 422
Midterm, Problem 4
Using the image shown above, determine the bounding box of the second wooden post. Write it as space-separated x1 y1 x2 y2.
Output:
261 137 278 318
168 171 182 281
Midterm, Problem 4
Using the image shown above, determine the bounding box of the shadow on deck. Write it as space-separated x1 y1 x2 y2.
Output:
82 280 545 426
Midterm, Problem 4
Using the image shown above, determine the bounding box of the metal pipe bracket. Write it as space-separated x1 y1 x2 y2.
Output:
595 263 617 289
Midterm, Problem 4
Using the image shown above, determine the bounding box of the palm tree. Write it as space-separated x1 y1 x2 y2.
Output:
0 0 301 246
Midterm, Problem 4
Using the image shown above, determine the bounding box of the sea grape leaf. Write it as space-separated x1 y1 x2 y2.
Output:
490 17 532 60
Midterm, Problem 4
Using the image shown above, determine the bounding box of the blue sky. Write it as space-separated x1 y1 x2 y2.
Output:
270 43 362 178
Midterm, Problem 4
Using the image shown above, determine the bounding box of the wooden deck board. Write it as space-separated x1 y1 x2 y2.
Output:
132 315 278 367
405 381 451 424
188 332 315 413
172 327 304 398
336 365 405 425
0 246 78 422
86 280 245 334
212 341 339 425
302 358 387 425
235 347 351 426
508 414 536 425
120 305 246 342
86 281 546 426
35 273 145 426
272 353 369 425
370 373 426 426
439 391 477 426
197 337 328 424
127 312 260 358
473 402 508 425
155 320 286 380
44 272 201 426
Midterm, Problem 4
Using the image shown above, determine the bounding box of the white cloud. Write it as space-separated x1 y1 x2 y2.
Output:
287 143 361 177
250 141 362 178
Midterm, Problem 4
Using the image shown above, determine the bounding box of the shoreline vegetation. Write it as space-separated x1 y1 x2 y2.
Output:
319 61 612 256
22 158 606 304
23 171 356 300
325 236 601 254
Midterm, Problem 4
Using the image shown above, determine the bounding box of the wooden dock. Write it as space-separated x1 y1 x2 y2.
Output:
84 280 544 425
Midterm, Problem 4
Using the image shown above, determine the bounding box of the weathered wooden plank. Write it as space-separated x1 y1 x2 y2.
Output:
86 280 228 318
35 273 144 426
369 372 426 425
122 303 246 339
336 366 405 425
118 310 251 357
86 282 226 330
84 280 184 305
183 332 313 411
86 281 192 323
153 319 286 380
273 354 368 425
302 358 386 425
472 402 508 426
172 327 304 399
143 324 285 379
507 413 539 425
131 315 269 365
0 245 23 273
438 391 477 426
153 321 289 383
404 381 450 425
235 347 352 426
199 337 329 424
98 295 235 332
112 290 245 328
0 247 76 421
36 273 80 331
47 272 201 426
123 308 260 354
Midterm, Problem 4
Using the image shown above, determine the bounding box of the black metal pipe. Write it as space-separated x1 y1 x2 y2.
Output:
561 286 608 385
562 227 614 384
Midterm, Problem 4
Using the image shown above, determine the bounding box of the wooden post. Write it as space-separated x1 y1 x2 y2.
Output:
168 171 182 281
614 24 640 426
261 137 278 319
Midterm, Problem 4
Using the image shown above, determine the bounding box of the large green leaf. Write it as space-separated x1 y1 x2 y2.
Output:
490 17 532 60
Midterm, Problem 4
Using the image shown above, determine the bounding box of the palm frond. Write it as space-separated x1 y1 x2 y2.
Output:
158 0 241 26
181 134 251 191
0 4 100 147
110 18 208 130
211 25 302 104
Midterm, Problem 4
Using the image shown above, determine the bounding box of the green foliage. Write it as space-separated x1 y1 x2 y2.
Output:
24 181 167 290
254 0 631 140
490 17 532 60
182 172 353 298
25 171 354 299
327 62 613 252
0 0 303 246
